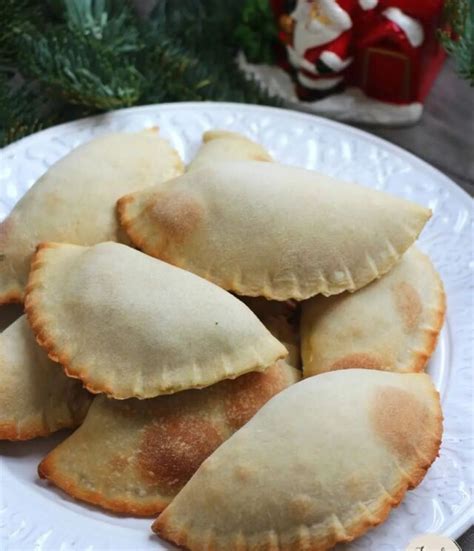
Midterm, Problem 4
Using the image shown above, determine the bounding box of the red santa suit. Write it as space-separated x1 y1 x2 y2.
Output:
286 0 377 97
375 6 425 49
352 1 428 102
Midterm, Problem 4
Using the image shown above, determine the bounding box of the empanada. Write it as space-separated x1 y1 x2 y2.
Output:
301 247 445 376
153 369 442 550
0 130 183 304
187 130 272 172
117 161 430 300
241 297 301 370
38 363 300 515
0 316 91 440
25 242 287 399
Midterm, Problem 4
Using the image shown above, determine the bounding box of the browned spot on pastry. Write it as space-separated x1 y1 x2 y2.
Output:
251 153 271 162
392 281 422 331
137 415 223 493
344 471 373 500
371 386 434 459
330 353 384 371
108 455 129 472
223 365 287 430
288 494 314 522
234 465 254 482
148 191 202 244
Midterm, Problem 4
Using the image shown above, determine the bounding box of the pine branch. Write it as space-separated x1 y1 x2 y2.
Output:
149 0 242 54
235 0 278 64
63 0 142 53
145 1 279 105
0 75 59 146
1 0 279 145
19 29 145 109
141 31 279 106
0 0 43 66
440 0 474 84
16 1 146 110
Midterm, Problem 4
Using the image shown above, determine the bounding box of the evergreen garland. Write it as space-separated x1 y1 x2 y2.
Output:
0 0 280 146
0 0 472 146
0 76 47 145
440 0 474 85
235 0 278 64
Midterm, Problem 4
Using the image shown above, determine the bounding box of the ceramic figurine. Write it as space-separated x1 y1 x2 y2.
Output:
240 0 446 124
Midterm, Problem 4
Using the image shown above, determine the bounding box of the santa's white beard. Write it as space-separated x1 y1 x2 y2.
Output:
293 20 343 54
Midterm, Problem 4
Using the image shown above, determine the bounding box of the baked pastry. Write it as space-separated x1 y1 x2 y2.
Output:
153 369 442 550
301 247 445 376
0 316 91 440
187 130 272 172
38 363 300 515
0 130 183 304
25 242 287 399
117 161 431 300
241 297 301 370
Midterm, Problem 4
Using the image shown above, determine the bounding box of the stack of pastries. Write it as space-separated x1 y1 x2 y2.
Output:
0 128 445 550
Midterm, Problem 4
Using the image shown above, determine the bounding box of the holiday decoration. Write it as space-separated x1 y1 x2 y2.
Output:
0 0 472 144
244 0 448 123
439 0 474 83
0 0 277 146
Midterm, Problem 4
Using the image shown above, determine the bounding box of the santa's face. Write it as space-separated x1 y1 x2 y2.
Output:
291 0 352 53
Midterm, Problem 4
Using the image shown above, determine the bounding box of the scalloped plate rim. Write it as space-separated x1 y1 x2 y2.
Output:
1 101 472 205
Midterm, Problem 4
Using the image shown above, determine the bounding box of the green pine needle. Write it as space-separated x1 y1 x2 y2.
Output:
235 0 278 64
63 0 142 53
145 1 279 104
440 0 474 84
0 75 57 146
0 0 283 145
149 0 242 54
19 29 145 109
0 0 42 66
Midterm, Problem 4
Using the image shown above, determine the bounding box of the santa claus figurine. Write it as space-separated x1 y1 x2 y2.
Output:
278 0 378 100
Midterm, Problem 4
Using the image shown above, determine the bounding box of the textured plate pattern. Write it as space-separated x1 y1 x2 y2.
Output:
0 103 472 551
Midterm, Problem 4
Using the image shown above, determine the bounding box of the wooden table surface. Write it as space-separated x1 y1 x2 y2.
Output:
354 58 474 198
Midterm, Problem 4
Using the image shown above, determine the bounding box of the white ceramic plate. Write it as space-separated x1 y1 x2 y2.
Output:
0 103 472 551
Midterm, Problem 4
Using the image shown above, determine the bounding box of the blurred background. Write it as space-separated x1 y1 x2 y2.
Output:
1 0 472 199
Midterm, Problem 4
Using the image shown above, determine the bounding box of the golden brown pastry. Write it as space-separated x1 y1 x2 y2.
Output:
25 242 287 399
0 130 183 304
301 247 445 376
0 316 91 440
153 369 442 551
187 130 272 172
38 363 300 515
117 161 431 300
